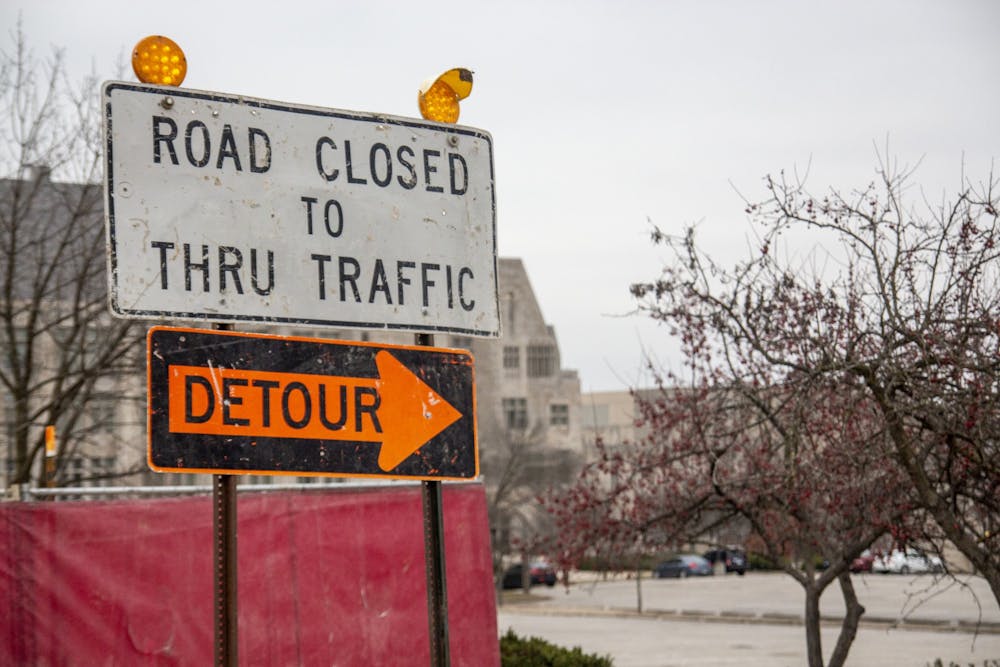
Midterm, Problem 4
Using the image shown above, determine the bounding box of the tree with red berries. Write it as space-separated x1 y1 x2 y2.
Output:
712 162 999 602
548 369 910 666
546 159 1000 667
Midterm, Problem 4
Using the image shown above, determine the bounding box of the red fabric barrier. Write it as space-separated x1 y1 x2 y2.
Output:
0 483 499 666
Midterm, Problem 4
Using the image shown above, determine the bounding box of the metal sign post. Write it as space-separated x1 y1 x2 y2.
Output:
418 332 450 666
212 322 237 667
422 478 449 667
213 473 237 666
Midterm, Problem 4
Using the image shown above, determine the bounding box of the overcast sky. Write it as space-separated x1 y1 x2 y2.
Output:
5 0 999 391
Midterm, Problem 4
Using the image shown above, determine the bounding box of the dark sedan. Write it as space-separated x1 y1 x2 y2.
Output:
703 548 748 575
654 555 713 579
502 561 557 589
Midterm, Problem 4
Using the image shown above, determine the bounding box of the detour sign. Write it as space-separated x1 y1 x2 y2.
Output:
148 327 477 480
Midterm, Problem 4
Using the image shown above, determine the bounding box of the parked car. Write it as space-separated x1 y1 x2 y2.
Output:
849 549 877 573
502 561 557 589
872 548 944 574
654 555 713 579
703 548 748 575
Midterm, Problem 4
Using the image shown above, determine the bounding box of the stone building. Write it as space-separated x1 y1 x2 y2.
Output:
0 172 148 492
471 259 582 549
579 390 646 456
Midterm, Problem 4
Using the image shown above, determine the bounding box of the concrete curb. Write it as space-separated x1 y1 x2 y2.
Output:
498 603 1000 635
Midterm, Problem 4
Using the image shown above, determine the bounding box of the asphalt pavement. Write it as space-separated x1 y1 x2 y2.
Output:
495 571 1000 666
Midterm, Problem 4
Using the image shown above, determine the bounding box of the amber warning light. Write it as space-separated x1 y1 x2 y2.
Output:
132 35 187 86
418 68 473 124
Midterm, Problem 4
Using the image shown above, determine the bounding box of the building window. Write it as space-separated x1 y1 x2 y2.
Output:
581 403 610 429
91 456 115 487
3 435 16 485
64 457 86 485
2 398 15 454
91 394 117 433
527 345 556 378
502 398 528 430
1 326 29 373
504 292 516 333
503 346 520 371
550 403 569 426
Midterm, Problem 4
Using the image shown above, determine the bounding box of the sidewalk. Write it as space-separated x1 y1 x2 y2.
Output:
496 573 1000 667
498 571 1000 633
496 610 1000 667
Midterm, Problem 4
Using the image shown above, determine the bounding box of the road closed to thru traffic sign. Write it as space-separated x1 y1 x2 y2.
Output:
148 327 478 480
104 81 499 337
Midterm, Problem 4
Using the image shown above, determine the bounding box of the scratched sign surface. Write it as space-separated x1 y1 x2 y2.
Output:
148 327 478 480
103 81 499 337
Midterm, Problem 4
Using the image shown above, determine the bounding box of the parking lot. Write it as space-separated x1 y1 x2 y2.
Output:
497 572 1000 666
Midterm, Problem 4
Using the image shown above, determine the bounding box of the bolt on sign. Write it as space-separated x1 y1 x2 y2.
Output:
148 327 478 481
103 81 499 337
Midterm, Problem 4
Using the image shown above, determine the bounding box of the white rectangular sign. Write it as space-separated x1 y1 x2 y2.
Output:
102 81 499 337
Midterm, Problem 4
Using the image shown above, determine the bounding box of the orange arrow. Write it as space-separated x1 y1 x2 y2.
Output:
166 351 462 471
373 350 462 470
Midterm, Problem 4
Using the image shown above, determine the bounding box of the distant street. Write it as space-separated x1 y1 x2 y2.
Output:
496 572 1000 667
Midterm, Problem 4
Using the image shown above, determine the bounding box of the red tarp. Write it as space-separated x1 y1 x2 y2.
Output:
0 483 499 666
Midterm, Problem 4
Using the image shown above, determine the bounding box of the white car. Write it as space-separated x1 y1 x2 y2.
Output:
871 548 944 574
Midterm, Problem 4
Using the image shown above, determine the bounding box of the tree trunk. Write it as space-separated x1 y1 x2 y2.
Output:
803 582 824 667
635 559 643 614
826 571 864 667
492 529 504 607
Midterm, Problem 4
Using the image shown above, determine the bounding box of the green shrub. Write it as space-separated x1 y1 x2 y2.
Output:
747 552 780 571
500 629 614 666
575 553 661 573
574 556 618 572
